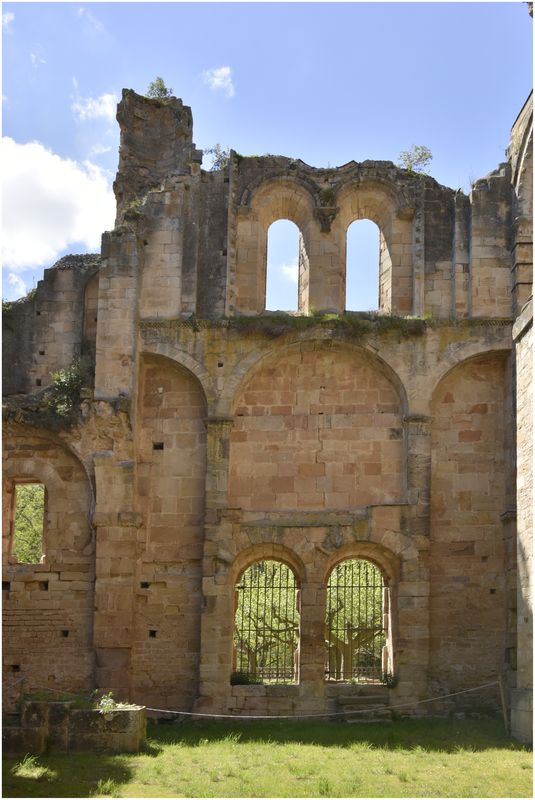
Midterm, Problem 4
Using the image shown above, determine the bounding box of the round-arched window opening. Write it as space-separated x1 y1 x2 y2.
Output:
346 219 381 312
325 558 390 683
233 559 300 685
265 220 300 311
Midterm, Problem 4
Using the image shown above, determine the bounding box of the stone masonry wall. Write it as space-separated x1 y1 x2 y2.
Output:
2 428 95 711
228 343 403 510
2 89 532 728
429 354 508 692
130 355 206 710
3 255 100 396
511 300 533 742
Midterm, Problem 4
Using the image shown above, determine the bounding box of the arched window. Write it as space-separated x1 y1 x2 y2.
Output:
265 220 300 311
345 219 381 311
233 560 300 684
11 482 46 563
325 559 389 683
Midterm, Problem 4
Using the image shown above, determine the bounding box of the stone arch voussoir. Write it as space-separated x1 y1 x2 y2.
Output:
139 343 215 410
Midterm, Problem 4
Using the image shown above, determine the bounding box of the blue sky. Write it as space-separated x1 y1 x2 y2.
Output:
2 1 532 308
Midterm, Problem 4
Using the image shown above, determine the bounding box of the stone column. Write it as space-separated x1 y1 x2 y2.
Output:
92 454 140 700
298 578 326 711
196 417 235 711
94 228 139 400
205 418 233 512
305 213 344 314
398 415 431 697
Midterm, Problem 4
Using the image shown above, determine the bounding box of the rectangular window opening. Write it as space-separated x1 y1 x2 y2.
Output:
12 483 45 564
152 442 164 451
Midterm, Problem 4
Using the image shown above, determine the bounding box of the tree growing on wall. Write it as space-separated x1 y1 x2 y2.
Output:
204 143 231 171
146 77 173 99
397 144 433 174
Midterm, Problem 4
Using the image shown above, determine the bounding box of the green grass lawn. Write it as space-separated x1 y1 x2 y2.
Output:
3 718 532 798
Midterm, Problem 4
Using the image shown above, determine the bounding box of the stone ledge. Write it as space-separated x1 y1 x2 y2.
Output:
2 700 146 754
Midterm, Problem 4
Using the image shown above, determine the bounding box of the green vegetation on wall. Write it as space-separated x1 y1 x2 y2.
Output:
12 483 45 563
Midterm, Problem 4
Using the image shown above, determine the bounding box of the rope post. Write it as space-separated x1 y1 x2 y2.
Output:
498 674 509 736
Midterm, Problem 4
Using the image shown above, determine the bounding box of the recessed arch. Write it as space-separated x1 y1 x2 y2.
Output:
229 339 408 419
335 179 414 315
322 541 401 585
231 543 307 587
3 426 93 560
229 340 406 511
138 345 214 409
233 178 316 314
429 350 508 689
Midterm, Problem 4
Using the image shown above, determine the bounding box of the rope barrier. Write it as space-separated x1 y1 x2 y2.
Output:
144 680 501 720
15 679 501 721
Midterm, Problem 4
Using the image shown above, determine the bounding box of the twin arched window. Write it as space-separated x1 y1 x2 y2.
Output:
265 219 381 313
232 557 389 685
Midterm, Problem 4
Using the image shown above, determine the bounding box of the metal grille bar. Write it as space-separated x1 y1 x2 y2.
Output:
325 559 386 683
234 560 299 684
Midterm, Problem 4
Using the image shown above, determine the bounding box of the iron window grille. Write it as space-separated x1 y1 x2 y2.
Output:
325 558 387 683
233 560 299 684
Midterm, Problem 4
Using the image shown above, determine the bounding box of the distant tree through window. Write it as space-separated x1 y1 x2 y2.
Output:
346 219 380 311
266 220 299 311
233 560 300 684
12 483 45 563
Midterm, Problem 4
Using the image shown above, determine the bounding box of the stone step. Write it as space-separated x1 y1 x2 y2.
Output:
337 694 389 707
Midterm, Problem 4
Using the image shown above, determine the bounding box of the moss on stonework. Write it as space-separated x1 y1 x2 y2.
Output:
139 313 512 340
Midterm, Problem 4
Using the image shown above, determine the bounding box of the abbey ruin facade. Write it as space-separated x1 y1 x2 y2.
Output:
3 88 532 740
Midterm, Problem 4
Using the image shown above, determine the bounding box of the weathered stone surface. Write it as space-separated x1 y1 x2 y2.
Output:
2 701 146 754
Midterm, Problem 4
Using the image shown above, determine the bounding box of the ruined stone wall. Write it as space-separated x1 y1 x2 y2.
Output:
130 355 206 710
2 428 95 711
3 255 100 396
511 300 533 742
2 89 532 726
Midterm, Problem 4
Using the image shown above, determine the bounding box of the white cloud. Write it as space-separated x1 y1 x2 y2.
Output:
2 11 14 30
77 6 106 34
281 260 298 284
89 143 112 157
30 52 47 67
72 92 118 122
8 272 27 298
203 65 235 98
1 137 115 271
